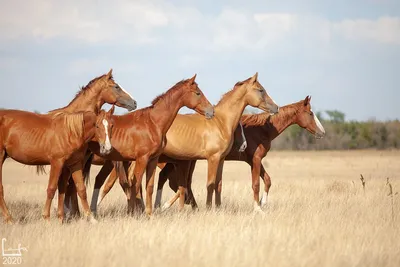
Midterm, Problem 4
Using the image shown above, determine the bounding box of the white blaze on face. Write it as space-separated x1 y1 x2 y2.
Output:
117 83 133 99
311 109 325 134
102 119 112 151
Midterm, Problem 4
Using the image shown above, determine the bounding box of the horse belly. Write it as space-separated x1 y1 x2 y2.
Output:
4 140 50 165
6 147 49 165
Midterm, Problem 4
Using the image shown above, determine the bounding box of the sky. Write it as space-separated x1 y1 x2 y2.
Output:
0 0 399 121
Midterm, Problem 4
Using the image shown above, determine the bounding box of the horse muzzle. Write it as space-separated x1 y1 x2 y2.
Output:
205 106 215 119
100 143 113 155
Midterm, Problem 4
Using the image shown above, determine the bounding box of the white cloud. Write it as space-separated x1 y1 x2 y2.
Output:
1 1 399 51
333 16 400 45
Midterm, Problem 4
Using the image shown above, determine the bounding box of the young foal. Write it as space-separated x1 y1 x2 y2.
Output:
155 96 326 211
93 73 279 213
0 107 114 223
87 75 214 216
50 69 136 220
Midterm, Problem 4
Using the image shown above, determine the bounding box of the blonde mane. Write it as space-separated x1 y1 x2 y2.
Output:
217 77 253 106
52 112 84 138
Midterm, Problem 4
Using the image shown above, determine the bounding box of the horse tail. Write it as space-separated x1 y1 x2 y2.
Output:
36 165 47 175
83 153 94 186
114 161 128 185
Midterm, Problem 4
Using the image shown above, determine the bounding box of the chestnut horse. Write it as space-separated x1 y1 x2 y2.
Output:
49 69 136 221
91 72 279 213
154 96 326 212
86 74 214 216
0 107 114 223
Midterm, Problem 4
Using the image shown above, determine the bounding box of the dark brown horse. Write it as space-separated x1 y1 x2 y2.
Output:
152 96 326 211
49 69 137 221
0 107 114 224
86 74 214 216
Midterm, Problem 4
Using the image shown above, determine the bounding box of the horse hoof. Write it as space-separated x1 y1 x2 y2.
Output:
4 217 14 225
253 206 264 214
161 203 171 212
88 216 98 224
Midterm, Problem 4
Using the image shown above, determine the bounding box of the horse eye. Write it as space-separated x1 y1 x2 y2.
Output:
195 91 201 96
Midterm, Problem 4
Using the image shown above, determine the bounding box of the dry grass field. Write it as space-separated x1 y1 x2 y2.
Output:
1 150 399 267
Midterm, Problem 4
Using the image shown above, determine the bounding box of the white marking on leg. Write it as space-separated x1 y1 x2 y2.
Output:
90 189 100 212
312 109 325 135
117 83 134 99
154 189 163 208
102 119 112 151
161 201 172 212
239 122 247 152
261 191 268 207
253 201 263 213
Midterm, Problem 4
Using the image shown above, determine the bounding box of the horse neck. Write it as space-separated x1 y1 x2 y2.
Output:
214 87 248 137
263 105 298 140
149 88 184 134
82 113 97 143
55 84 103 114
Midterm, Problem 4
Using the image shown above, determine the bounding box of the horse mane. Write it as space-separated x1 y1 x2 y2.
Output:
52 112 84 138
150 79 188 106
49 74 110 113
241 113 271 127
217 77 252 106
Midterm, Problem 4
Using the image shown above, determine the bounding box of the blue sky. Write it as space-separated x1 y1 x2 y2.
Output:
0 0 399 121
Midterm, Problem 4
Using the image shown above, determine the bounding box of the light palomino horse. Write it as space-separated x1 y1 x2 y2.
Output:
49 69 137 220
84 121 247 214
154 96 326 212
86 75 214 216
0 107 114 224
92 72 279 213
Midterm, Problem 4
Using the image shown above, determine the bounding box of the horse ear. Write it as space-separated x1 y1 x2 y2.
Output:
304 95 311 106
107 69 113 79
189 74 197 84
250 72 258 84
108 105 115 116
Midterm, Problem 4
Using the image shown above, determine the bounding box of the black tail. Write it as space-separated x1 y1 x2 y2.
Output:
83 153 94 186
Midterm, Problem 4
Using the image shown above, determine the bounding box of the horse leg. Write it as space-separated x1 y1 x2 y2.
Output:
251 156 262 213
154 162 175 209
214 160 225 208
42 160 64 221
68 180 80 218
90 161 113 214
260 164 271 208
186 160 198 210
99 164 119 205
144 157 158 216
120 161 133 203
177 161 191 212
57 168 71 223
70 166 96 223
206 155 221 209
127 156 148 215
0 150 13 224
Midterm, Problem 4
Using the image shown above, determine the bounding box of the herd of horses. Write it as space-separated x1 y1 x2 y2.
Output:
0 69 325 224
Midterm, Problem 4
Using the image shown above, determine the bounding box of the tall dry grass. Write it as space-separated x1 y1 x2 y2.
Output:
1 151 399 267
